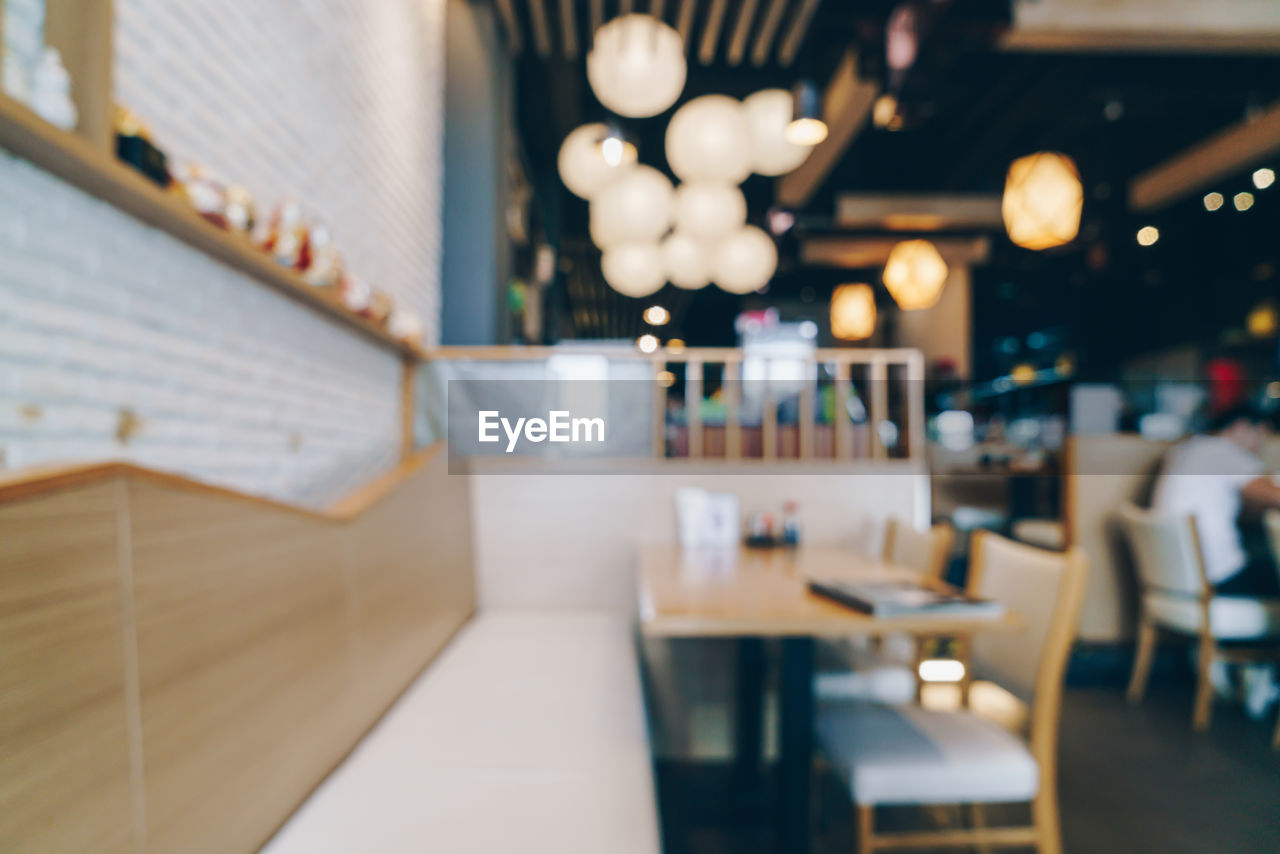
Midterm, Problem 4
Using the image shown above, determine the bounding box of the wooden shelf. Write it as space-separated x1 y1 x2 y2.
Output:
0 93 426 359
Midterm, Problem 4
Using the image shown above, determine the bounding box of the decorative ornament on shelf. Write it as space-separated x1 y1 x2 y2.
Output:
660 231 711 290
173 162 229 228
672 181 746 243
29 47 77 131
114 105 171 187
743 88 814 176
303 223 343 288
602 242 666 297
339 274 373 314
830 283 876 341
389 308 424 347
224 185 256 234
1002 151 1083 250
665 95 752 184
712 225 777 295
557 122 637 200
588 164 673 248
883 239 949 310
587 14 686 118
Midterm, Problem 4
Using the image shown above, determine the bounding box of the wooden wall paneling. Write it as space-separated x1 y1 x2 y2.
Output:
0 482 138 853
126 480 354 854
346 450 476 724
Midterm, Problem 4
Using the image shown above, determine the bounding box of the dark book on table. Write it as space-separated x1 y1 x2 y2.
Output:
807 579 1006 618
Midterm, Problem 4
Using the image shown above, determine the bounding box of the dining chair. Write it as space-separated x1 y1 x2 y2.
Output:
815 531 1088 854
814 519 956 705
1117 502 1280 732
1263 509 1280 749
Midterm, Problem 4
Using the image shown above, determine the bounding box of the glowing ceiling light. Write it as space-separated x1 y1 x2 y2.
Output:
1136 226 1159 246
587 14 686 118
643 305 670 326
830 283 876 341
1253 167 1275 190
1001 152 1083 250
637 333 660 354
1234 191 1255 211
785 80 828 146
882 239 949 310
1203 192 1224 211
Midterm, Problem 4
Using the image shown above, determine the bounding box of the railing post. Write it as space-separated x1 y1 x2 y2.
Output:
907 351 926 462
835 361 853 460
762 360 776 461
687 359 703 459
798 358 815 460
869 355 888 459
726 358 742 460
652 359 666 460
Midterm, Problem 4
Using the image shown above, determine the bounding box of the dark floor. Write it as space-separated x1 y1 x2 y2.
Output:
654 668 1280 853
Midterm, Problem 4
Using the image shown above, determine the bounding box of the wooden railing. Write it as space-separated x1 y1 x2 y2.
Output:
426 346 927 463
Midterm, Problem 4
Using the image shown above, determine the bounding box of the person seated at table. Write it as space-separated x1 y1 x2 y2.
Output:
1152 404 1280 595
1152 403 1280 716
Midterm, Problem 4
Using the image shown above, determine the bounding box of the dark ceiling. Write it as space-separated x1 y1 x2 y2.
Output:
492 0 1280 378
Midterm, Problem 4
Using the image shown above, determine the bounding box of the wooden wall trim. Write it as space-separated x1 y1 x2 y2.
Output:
0 443 446 520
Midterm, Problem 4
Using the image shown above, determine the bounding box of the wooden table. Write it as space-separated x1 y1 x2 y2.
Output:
636 545 1021 854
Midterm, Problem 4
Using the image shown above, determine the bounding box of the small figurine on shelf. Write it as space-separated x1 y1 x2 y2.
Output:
744 511 776 549
172 162 228 228
338 274 373 314
30 47 77 130
302 223 343 288
114 105 170 187
365 290 393 325
224 185 256 234
265 201 311 270
388 308 424 348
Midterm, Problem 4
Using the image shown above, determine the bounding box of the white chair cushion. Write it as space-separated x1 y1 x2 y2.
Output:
1144 590 1280 640
816 701 1040 806
814 641 917 706
1011 518 1065 551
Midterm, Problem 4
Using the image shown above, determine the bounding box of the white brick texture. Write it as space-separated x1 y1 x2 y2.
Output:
0 0 443 506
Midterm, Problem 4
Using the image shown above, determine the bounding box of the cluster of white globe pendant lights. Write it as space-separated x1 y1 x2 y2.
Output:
560 13 1086 336
558 14 819 299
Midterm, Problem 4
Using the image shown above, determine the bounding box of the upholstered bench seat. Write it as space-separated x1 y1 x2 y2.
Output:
264 611 661 854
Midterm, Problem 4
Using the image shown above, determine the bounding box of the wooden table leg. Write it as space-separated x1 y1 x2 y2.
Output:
778 636 814 854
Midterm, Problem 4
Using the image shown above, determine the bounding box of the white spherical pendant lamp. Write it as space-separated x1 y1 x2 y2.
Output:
557 123 638 200
602 243 665 297
883 239 949 310
665 95 752 184
587 15 686 119
712 225 777 294
830 283 876 341
742 89 813 176
672 182 746 243
588 164 674 248
660 231 711 290
1002 151 1083 250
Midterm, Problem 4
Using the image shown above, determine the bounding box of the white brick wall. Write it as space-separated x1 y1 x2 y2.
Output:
0 0 443 506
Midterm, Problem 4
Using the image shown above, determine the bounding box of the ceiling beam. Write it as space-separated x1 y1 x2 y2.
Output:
777 51 880 209
778 0 822 66
1129 98 1280 211
699 0 729 65
558 0 578 58
1001 0 1280 53
676 0 697 53
801 235 992 268
727 0 760 66
590 0 604 45
835 194 1004 231
527 0 553 57
751 0 788 66
651 0 667 21
494 0 522 54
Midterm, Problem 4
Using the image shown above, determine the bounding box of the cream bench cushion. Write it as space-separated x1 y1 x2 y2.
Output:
1144 590 1280 640
263 611 660 854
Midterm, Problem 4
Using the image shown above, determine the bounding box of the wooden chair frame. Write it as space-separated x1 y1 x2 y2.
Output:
852 532 1089 854
1124 514 1280 733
